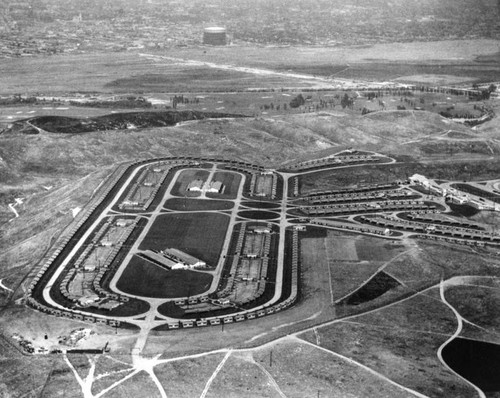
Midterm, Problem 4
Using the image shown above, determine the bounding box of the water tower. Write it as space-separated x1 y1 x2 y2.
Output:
203 27 227 45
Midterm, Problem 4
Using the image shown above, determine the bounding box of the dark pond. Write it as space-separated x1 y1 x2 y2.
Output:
442 337 500 393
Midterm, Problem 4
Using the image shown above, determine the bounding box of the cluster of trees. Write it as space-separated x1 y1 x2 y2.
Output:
70 96 152 109
289 94 306 108
340 94 355 109
0 95 61 106
171 95 200 109
470 85 497 101
260 103 287 111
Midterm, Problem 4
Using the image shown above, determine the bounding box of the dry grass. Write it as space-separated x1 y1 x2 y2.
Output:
251 337 417 398
155 353 227 398
299 312 476 398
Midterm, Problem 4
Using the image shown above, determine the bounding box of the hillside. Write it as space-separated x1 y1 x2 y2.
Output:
1 109 499 297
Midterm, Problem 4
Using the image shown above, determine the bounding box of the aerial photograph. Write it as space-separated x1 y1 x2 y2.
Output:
1 0 500 397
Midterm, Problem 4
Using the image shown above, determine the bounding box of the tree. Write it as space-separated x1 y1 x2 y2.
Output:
289 94 305 108
341 94 353 109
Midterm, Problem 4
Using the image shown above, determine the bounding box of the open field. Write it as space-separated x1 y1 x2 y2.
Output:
138 212 229 266
155 353 228 398
0 40 498 98
445 284 500 332
116 256 213 298
251 338 417 398
160 40 500 71
164 198 234 211
299 292 476 397
101 370 160 398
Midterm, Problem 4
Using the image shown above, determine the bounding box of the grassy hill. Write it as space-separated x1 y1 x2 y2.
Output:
1 108 499 301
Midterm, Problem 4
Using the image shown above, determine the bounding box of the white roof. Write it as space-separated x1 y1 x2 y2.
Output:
204 27 226 33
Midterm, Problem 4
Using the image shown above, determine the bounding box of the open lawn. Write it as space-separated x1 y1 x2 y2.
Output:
116 255 212 298
164 198 234 211
138 212 229 266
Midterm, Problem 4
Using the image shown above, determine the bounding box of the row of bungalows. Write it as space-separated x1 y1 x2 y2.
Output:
310 219 390 237
407 213 482 229
417 234 486 247
219 159 265 172
302 200 433 215
164 305 285 330
361 215 500 242
307 189 413 205
119 166 171 211
364 214 488 235
286 154 379 172
139 167 171 211
25 297 121 327
292 177 299 196
174 295 210 307
271 172 278 199
121 167 150 206
214 223 247 299
167 293 300 330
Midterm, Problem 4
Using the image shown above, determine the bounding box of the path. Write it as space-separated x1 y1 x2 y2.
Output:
0 279 14 293
199 350 232 398
8 203 19 220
